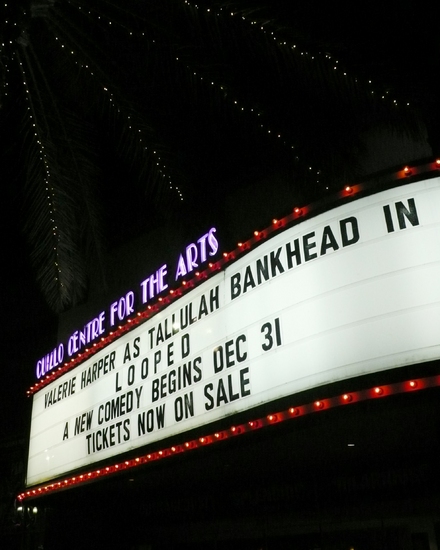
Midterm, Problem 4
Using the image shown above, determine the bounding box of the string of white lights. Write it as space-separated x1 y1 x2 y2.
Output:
67 0 323 188
183 0 409 108
54 3 184 201
15 48 63 289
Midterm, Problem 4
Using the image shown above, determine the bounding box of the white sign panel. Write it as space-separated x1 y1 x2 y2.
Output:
27 178 440 486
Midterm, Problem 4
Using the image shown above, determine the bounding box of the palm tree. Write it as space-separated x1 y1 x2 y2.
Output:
0 0 430 313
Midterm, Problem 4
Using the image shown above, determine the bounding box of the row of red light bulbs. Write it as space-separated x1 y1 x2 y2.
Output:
18 374 438 502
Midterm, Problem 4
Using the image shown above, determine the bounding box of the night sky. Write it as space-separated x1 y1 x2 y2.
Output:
0 0 439 441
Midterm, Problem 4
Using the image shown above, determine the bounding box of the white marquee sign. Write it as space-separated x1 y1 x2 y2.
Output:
27 177 440 486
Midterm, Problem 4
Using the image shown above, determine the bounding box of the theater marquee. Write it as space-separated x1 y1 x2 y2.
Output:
27 177 440 487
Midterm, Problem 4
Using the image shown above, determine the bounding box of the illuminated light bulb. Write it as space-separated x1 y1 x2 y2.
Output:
408 380 418 389
214 432 220 438
435 159 440 166
223 252 228 257
267 414 277 421
294 207 303 215
238 242 243 247
373 387 383 395
200 437 205 443
254 230 259 236
342 393 352 402
272 219 278 224
231 426 236 432
314 400 324 409
345 185 353 194
403 166 412 176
